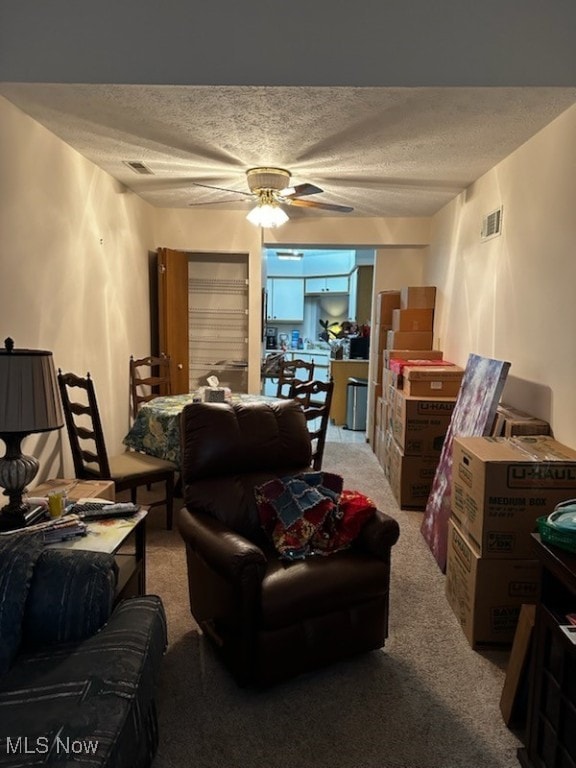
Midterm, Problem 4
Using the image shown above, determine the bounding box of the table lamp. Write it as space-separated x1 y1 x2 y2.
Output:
0 338 64 530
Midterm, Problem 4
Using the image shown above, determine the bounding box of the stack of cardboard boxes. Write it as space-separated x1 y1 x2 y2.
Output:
445 433 574 649
367 290 401 447
372 286 466 509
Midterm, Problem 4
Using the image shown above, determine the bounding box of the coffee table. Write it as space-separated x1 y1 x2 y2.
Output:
49 508 148 602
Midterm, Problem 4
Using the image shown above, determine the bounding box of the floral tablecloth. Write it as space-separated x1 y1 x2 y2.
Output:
123 393 277 468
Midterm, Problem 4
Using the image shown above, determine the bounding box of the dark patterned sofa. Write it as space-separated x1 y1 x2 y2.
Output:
0 532 167 768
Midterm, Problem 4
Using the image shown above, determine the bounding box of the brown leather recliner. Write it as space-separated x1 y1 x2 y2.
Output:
177 399 400 687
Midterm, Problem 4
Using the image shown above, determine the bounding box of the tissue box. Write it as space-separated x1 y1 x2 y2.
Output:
204 388 226 403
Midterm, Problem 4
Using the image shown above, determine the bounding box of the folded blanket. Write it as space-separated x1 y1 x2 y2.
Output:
255 472 375 560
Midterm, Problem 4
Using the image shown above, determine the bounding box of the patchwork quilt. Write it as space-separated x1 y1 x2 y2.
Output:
255 471 376 559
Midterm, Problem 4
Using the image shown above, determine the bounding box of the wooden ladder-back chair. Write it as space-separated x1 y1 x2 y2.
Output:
276 358 315 399
289 378 334 471
57 370 176 529
130 354 172 418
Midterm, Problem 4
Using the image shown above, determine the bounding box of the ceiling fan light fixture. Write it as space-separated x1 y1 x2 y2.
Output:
246 201 289 228
246 167 291 193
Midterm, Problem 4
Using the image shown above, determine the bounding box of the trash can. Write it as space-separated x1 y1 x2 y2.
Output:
345 377 368 431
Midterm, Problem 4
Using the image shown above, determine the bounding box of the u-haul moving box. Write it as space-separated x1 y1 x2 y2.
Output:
445 519 539 648
451 435 576 558
391 391 455 456
387 439 440 509
403 364 464 398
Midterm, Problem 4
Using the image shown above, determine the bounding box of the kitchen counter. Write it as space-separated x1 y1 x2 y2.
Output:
329 359 369 426
330 360 368 427
260 351 368 421
261 349 331 396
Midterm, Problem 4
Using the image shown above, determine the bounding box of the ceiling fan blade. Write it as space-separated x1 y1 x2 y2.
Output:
192 181 253 197
188 198 249 207
287 198 353 213
280 182 324 199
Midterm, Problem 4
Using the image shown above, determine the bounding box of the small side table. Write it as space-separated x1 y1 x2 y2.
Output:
48 508 148 602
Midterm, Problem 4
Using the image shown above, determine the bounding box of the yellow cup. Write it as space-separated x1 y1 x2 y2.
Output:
47 492 64 518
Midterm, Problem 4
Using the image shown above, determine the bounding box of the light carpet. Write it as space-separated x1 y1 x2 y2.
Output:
143 441 522 768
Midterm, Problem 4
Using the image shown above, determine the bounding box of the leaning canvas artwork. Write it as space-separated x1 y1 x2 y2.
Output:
420 353 511 571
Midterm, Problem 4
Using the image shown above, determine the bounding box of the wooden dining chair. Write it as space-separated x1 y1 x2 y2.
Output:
276 358 315 399
289 378 334 471
129 354 172 419
57 370 176 529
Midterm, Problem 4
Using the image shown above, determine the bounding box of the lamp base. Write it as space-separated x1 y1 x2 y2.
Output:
0 503 47 531
0 433 41 531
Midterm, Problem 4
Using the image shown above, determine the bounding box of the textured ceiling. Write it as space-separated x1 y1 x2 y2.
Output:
2 83 576 217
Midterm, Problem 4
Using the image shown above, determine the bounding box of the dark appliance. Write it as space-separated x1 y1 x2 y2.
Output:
265 326 278 350
349 336 369 360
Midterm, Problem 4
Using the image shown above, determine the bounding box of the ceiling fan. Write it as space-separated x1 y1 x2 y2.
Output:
190 167 353 227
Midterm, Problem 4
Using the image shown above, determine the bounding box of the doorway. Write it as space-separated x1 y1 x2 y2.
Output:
156 248 249 394
263 247 375 350
188 253 249 392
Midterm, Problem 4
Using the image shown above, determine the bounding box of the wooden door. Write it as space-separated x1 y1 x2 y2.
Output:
157 247 189 394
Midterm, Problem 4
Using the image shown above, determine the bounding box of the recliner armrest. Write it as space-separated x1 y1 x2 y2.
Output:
178 507 267 580
353 509 400 559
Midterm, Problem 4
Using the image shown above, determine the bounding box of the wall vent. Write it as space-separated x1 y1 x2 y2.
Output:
123 160 154 175
481 206 503 241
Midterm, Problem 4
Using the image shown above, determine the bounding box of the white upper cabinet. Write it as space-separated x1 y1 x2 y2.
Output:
305 275 349 295
348 268 358 321
266 278 305 321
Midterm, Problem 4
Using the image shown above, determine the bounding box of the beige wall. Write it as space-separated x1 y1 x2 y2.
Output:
426 103 576 446
0 97 156 479
264 217 431 247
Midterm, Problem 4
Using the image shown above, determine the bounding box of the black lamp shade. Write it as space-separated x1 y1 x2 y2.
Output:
0 340 64 528
0 348 63 434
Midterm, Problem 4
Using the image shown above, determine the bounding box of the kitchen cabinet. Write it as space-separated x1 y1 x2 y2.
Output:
348 269 358 321
305 276 349 295
266 278 304 322
347 266 373 323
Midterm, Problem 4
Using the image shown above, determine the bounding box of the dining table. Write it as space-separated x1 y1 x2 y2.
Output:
123 392 280 468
